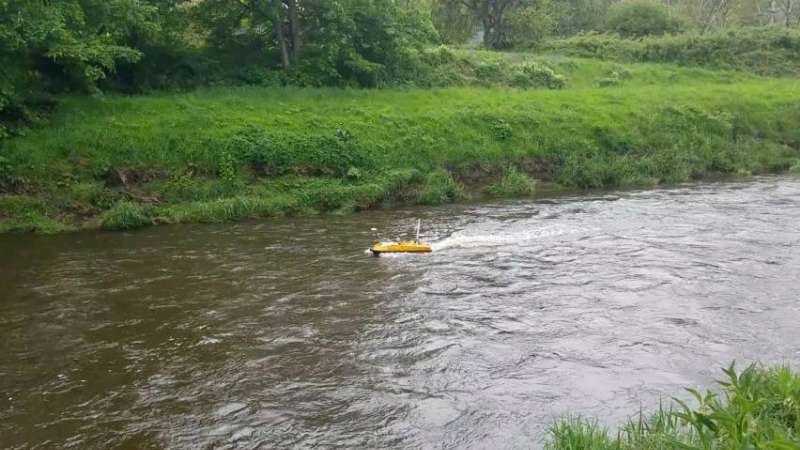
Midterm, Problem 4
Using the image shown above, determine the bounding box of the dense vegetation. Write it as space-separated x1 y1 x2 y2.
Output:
2 54 798 232
548 27 800 76
2 0 798 138
546 364 800 449
1 1 799 232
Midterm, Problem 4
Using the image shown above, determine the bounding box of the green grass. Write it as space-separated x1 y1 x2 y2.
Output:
547 27 800 77
1 55 799 232
486 167 536 197
545 364 800 450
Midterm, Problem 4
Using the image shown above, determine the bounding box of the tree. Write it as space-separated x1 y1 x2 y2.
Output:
441 0 554 48
550 0 616 35
0 0 177 136
674 0 741 31
433 0 479 43
775 0 798 26
192 0 437 85
507 0 555 47
606 0 683 37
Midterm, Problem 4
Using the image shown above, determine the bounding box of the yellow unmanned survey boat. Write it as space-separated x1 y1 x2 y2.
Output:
370 220 432 255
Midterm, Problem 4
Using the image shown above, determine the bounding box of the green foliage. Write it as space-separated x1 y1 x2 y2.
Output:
548 27 800 76
196 0 438 88
551 0 616 37
0 58 798 232
486 168 536 197
607 0 683 37
475 61 507 84
68 182 123 209
159 195 298 224
596 75 622 87
491 119 514 141
415 170 466 205
217 151 238 184
511 62 566 89
548 418 616 450
0 156 10 182
597 66 632 88
507 1 556 49
222 125 375 178
0 0 200 135
438 0 556 49
100 201 153 231
545 364 800 450
0 195 70 233
432 0 477 45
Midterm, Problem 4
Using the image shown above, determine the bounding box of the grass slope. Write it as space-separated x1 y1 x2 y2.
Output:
1 56 799 232
546 364 800 450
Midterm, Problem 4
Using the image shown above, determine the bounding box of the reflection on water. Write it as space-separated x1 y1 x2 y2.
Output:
1 177 799 449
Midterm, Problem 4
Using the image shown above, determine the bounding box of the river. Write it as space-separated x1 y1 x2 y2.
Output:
1 176 799 449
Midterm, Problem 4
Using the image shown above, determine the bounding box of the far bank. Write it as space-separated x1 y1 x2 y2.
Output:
1 80 799 233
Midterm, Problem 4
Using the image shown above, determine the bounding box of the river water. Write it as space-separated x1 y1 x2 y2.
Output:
1 176 799 449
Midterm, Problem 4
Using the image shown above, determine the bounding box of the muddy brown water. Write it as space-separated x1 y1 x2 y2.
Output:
1 177 799 449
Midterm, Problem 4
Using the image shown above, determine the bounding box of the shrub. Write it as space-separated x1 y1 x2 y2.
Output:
607 0 682 37
474 61 506 85
160 195 297 224
596 76 622 87
507 4 555 49
101 201 153 231
547 27 800 76
486 168 536 197
420 45 458 66
68 182 123 209
545 364 800 450
511 63 566 89
491 119 514 141
223 126 374 178
0 156 11 182
415 169 466 205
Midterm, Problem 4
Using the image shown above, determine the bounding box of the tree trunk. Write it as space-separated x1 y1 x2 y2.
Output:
784 0 793 26
271 0 290 69
286 0 301 64
770 0 778 25
482 19 492 47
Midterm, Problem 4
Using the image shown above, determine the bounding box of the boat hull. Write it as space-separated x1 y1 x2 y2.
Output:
370 242 432 254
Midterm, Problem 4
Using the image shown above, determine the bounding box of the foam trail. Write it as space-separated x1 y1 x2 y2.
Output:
432 224 572 251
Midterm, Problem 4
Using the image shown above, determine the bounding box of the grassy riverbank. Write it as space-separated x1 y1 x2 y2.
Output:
546 364 800 450
1 56 799 233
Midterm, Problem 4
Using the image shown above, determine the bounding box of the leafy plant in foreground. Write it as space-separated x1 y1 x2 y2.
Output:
545 364 800 450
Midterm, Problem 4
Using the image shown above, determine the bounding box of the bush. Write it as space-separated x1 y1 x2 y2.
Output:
511 62 566 89
101 201 153 231
596 76 622 87
547 27 800 76
223 126 375 178
507 4 555 49
0 156 11 182
486 168 536 197
415 170 466 205
474 61 506 85
607 0 682 37
546 364 800 450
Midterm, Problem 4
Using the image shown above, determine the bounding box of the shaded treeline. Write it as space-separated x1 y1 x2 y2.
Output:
2 1 800 138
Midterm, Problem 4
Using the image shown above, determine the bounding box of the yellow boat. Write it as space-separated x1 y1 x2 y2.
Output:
370 241 432 255
370 219 432 255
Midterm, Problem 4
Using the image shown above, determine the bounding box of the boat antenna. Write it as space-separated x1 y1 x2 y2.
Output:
415 219 421 244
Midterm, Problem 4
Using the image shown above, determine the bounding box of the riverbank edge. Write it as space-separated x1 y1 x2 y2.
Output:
2 165 799 235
